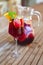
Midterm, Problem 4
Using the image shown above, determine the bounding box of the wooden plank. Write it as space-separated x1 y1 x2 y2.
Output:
12 46 29 65
0 43 25 65
0 37 14 57
0 45 13 63
30 44 43 65
24 40 43 65
0 42 16 64
37 54 43 65
17 43 37 65
4 46 25 65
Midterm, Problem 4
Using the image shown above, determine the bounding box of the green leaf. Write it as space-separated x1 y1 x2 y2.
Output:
8 11 17 19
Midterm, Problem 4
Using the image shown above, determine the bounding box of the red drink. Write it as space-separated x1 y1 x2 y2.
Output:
9 19 34 45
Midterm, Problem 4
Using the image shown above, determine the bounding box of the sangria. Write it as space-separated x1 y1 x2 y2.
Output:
4 5 41 58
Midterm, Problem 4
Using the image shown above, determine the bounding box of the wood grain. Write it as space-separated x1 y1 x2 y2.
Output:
0 21 43 65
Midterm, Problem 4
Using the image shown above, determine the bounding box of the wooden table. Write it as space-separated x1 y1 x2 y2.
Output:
0 3 43 65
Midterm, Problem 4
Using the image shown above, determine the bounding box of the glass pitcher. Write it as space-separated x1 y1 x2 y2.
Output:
4 5 42 58
12 5 41 45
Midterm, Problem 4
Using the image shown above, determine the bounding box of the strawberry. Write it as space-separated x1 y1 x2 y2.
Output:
13 19 21 29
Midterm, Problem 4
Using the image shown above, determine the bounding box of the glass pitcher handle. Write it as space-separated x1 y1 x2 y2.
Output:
33 11 42 26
